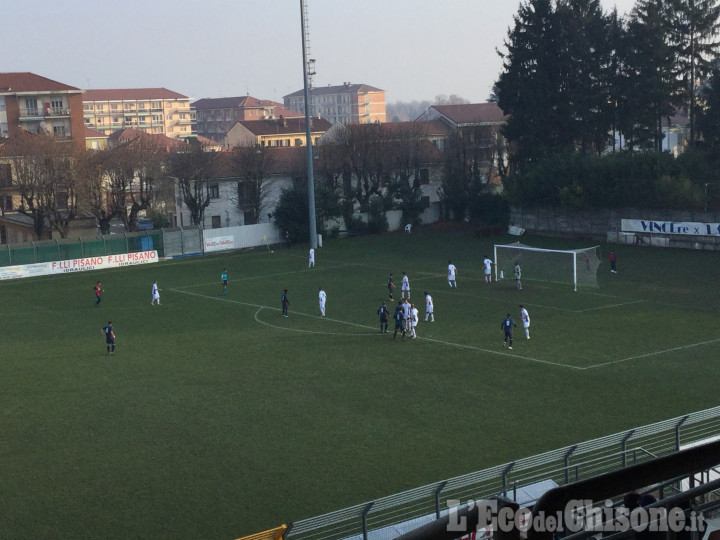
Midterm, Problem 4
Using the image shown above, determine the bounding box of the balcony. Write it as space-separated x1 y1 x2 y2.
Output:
19 107 71 119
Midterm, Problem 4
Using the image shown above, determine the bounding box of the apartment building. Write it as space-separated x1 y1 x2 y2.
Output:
192 95 299 145
0 72 85 142
283 83 386 125
82 88 194 139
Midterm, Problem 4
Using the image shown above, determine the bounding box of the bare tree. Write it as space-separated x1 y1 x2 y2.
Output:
168 140 217 226
100 134 168 231
76 149 114 234
0 132 80 239
385 123 432 226
231 144 274 224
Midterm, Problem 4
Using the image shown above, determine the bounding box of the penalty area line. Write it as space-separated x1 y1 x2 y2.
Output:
421 336 585 370
170 288 585 370
584 337 720 370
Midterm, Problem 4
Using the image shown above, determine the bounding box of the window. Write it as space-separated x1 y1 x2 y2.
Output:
419 168 430 185
0 164 12 187
83 104 93 111
2 196 11 211
50 99 63 113
56 191 69 209
208 184 220 199
0 122 7 136
113 116 120 124
166 114 173 120
53 125 66 137
211 215 221 229
244 209 257 225
111 104 119 110
24 98 38 115
237 181 248 204
179 113 186 120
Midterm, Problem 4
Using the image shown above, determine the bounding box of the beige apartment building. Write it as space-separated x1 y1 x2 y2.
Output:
0 72 85 142
82 88 195 139
283 83 386 125
226 117 332 148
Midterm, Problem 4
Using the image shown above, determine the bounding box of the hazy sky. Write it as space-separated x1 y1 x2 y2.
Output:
6 0 637 104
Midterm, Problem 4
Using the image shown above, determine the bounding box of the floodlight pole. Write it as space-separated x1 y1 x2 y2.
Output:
300 0 318 249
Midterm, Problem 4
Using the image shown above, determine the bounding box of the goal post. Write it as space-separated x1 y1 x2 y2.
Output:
494 242 601 291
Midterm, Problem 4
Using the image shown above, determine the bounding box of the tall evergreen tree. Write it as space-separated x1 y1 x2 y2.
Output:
496 0 565 171
669 0 720 146
556 0 614 154
616 0 676 151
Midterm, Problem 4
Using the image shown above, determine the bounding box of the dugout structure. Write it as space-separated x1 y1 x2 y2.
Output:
494 242 601 291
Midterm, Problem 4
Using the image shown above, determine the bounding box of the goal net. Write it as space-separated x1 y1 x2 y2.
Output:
494 242 601 291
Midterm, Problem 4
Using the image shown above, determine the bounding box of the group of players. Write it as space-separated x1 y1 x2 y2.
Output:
97 247 531 354
374 258 531 346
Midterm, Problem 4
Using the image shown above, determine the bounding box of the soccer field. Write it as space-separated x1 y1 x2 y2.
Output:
2 228 719 539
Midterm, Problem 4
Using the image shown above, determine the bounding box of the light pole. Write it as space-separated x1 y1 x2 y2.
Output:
300 0 318 249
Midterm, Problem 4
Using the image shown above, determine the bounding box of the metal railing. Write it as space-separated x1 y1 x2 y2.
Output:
284 405 720 540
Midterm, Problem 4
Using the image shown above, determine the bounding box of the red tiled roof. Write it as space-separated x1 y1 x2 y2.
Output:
236 117 332 136
429 103 505 125
84 127 107 138
0 72 80 93
108 128 187 150
283 83 384 98
377 120 451 137
83 88 188 101
208 147 306 178
192 96 288 110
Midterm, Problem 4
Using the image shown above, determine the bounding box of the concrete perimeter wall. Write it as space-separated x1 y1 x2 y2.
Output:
510 206 720 250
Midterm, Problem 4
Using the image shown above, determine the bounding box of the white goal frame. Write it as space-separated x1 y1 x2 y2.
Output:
494 243 601 291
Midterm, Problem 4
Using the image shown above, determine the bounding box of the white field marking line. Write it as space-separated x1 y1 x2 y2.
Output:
172 262 357 290
170 287 376 331
423 287 581 313
171 288 582 370
584 337 720 370
253 308 379 336
575 299 646 313
424 287 646 314
420 336 584 370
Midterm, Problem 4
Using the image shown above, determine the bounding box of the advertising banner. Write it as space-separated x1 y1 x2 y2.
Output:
0 250 159 280
621 219 720 236
204 235 235 253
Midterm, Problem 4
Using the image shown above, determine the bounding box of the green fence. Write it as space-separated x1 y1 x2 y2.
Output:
0 231 164 267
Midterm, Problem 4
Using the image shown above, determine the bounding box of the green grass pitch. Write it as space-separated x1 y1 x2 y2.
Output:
1 229 719 539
